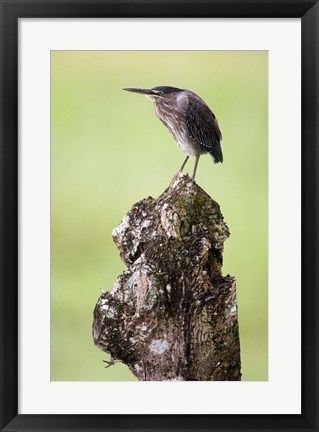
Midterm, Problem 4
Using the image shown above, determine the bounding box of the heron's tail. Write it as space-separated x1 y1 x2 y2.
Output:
209 143 223 164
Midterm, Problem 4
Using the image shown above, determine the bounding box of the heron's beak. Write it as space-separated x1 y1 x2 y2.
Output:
123 88 156 96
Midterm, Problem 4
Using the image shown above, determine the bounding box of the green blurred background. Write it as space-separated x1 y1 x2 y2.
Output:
51 51 268 381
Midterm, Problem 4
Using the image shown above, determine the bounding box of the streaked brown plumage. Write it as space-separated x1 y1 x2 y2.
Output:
123 86 223 180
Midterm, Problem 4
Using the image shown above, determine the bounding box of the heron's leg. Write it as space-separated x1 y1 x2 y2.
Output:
191 155 200 181
170 155 190 188
178 155 189 172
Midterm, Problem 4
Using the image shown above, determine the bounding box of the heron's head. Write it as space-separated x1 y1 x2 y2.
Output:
123 86 184 101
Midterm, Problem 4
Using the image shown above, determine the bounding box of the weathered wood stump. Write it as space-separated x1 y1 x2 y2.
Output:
93 173 241 381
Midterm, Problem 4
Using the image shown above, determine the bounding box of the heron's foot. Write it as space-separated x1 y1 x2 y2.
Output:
169 172 182 187
103 356 121 368
169 172 188 189
169 173 194 195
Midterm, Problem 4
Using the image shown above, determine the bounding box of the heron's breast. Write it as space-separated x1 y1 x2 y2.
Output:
154 103 204 157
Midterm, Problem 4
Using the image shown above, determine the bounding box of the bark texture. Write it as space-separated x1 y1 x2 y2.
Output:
93 173 241 381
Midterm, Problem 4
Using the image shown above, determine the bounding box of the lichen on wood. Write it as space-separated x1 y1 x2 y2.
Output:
93 173 241 381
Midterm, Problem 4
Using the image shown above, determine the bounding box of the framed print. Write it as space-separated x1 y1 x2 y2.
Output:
0 0 318 431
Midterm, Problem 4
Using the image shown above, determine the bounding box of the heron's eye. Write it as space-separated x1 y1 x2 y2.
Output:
153 90 164 95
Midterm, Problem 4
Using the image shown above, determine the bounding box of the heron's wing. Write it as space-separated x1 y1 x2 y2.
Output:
186 97 223 163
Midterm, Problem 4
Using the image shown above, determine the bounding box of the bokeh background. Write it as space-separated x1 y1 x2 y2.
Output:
51 51 268 381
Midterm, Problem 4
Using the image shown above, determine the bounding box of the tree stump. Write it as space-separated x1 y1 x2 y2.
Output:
93 173 241 381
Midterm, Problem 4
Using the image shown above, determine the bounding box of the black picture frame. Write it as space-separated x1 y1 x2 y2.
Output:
1 1 318 431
